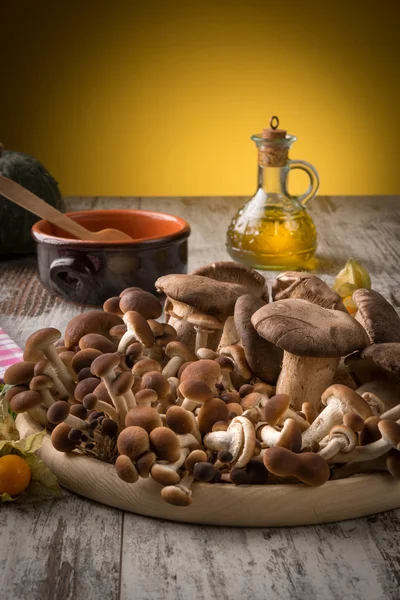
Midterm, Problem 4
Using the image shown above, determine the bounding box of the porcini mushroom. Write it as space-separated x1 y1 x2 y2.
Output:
251 298 370 410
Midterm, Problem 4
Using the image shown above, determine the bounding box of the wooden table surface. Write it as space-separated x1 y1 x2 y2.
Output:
1 195 400 600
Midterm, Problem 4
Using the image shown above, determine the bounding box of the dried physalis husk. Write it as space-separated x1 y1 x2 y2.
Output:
333 258 371 314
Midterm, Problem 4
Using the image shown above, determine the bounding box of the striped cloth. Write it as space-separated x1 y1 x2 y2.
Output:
0 328 23 381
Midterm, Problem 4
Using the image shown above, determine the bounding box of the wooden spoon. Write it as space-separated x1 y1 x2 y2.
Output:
0 175 134 242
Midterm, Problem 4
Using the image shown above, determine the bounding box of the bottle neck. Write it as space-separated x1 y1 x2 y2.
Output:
257 165 286 194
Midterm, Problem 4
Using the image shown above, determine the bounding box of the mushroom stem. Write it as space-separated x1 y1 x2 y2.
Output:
318 436 350 460
65 414 90 432
257 423 282 447
203 430 231 451
301 396 358 449
177 433 202 450
382 405 400 421
193 328 210 352
276 354 339 412
102 374 127 428
162 356 185 379
44 344 76 395
328 438 390 463
28 406 49 428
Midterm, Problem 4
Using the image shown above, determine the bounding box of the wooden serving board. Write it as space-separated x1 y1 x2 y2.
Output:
16 413 400 527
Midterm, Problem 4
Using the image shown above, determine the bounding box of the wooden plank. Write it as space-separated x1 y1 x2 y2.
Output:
120 510 400 600
0 491 122 600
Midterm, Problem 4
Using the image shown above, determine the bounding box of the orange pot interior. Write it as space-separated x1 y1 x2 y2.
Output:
32 209 190 244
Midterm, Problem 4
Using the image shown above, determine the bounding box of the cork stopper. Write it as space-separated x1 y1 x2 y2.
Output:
261 116 287 140
258 116 289 167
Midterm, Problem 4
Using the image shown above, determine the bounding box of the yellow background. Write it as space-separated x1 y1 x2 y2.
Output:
1 1 399 196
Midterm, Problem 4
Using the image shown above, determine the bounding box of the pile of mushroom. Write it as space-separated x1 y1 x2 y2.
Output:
4 261 400 507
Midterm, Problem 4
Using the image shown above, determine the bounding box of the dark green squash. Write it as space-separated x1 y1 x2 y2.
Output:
0 144 65 254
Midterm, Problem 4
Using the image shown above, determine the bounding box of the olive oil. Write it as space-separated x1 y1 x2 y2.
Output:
226 117 319 271
227 207 317 270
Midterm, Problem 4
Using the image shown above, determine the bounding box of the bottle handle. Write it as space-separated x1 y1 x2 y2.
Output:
285 160 319 206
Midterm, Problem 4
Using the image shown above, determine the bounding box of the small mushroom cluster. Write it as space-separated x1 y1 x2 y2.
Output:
4 262 400 507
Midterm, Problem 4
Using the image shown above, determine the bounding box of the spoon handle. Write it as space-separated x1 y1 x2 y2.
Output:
0 175 96 240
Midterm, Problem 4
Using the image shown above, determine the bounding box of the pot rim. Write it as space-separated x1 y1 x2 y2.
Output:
31 209 191 248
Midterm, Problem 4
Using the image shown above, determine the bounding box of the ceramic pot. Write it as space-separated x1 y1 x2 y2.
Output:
31 209 190 305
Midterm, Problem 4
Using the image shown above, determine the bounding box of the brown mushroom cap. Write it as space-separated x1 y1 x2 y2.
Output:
263 394 291 426
119 289 162 320
70 404 88 419
78 333 116 354
5 385 28 403
360 343 400 375
3 361 36 385
353 288 400 344
234 294 283 384
161 485 193 506
47 401 71 424
155 274 252 316
193 461 217 482
90 353 121 378
51 423 77 452
94 381 113 404
272 272 346 310
29 374 54 392
64 312 123 350
10 390 43 413
149 427 181 462
150 464 181 486
74 377 100 401
240 392 262 410
125 406 163 432
252 298 370 358
187 313 224 331
165 405 195 434
135 389 158 405
321 384 373 420
219 345 252 380
184 449 208 472
180 359 221 388
342 412 365 432
117 426 150 461
23 328 61 361
197 398 230 433
103 296 124 315
141 371 170 399
115 455 139 483
164 341 197 363
72 348 102 374
191 261 268 300
112 371 135 395
378 419 400 449
178 379 214 405
123 311 155 348
360 416 381 445
263 447 330 486
136 451 156 478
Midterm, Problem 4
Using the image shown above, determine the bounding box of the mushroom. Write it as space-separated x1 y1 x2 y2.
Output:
78 333 116 354
24 328 76 394
140 371 171 413
150 448 190 486
178 379 214 412
91 353 127 427
214 356 236 392
112 371 137 410
161 341 197 379
135 389 158 407
234 294 282 384
64 311 123 350
125 406 163 432
117 425 150 461
51 423 78 452
47 400 91 433
165 405 202 444
103 297 124 316
263 394 309 432
160 473 194 506
352 288 400 344
119 288 163 320
186 313 224 351
118 311 155 353
204 415 256 468
131 357 162 377
272 271 346 310
251 298 370 410
29 375 57 407
263 447 330 486
3 361 35 386
9 389 49 428
329 419 400 463
197 398 230 434
115 455 139 483
71 348 102 375
33 359 70 399
301 385 372 449
317 425 358 460
82 393 118 423
219 345 252 381
179 359 222 396
149 427 181 462
136 451 157 478
346 343 400 410
256 418 302 452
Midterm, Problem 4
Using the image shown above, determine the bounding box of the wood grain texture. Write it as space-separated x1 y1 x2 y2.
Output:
1 195 400 600
16 412 400 527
